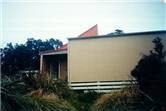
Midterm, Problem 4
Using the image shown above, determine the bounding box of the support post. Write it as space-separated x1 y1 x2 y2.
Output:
40 55 43 74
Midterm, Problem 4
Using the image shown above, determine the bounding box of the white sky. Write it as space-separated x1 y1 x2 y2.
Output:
0 0 166 47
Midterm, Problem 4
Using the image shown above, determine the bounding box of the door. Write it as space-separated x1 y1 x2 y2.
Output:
50 62 58 80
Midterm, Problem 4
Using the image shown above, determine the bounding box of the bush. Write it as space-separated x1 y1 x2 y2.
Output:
1 75 76 111
91 87 143 111
73 90 101 111
91 92 127 111
131 37 166 108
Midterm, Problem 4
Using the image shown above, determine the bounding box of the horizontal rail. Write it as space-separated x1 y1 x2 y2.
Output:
69 80 135 92
70 81 131 86
71 85 126 90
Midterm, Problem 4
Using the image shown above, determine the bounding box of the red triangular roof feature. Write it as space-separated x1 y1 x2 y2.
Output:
40 24 98 54
58 43 68 51
78 24 98 37
58 24 98 51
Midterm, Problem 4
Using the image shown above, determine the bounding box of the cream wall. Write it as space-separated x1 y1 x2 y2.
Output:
68 33 166 82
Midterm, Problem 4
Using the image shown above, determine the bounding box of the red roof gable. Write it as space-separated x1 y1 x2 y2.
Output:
78 24 98 37
57 24 98 51
58 43 68 51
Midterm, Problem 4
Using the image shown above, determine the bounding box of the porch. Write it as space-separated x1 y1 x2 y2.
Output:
40 50 67 80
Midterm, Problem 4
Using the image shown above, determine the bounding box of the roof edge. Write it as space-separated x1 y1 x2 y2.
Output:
68 30 166 41
39 49 67 55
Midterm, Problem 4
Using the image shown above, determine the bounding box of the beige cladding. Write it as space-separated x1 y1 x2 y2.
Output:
68 33 166 82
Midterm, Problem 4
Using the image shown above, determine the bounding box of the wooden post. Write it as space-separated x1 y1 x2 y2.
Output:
40 55 43 74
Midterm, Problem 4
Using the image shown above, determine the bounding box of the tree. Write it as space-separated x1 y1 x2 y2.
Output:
1 38 63 75
109 29 124 35
25 38 62 70
131 37 166 107
26 38 62 51
1 43 32 75
47 38 63 49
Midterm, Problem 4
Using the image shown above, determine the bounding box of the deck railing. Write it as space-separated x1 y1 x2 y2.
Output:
69 80 135 92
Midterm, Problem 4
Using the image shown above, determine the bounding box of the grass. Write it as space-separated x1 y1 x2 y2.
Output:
91 87 143 111
1 74 149 111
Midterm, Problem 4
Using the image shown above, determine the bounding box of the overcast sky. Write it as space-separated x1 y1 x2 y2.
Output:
0 0 166 47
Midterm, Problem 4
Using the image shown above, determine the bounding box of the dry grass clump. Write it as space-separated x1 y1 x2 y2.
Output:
91 87 140 111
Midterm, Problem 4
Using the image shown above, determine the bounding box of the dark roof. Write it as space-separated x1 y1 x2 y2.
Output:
68 30 166 41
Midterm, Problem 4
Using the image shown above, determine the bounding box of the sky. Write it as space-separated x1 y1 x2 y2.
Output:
0 0 166 47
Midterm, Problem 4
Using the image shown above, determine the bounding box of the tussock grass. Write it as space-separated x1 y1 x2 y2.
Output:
91 87 140 111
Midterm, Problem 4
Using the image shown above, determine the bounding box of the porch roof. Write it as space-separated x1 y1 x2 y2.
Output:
39 49 67 56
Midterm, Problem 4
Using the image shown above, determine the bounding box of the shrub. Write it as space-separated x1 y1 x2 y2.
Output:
73 90 101 111
1 75 76 111
131 37 166 108
91 87 143 111
91 92 127 111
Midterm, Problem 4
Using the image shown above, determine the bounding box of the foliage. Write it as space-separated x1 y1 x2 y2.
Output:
25 74 100 111
1 75 76 111
33 74 76 100
1 38 63 75
109 29 124 35
91 87 144 111
73 91 101 111
131 37 166 107
92 92 126 111
1 91 75 111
